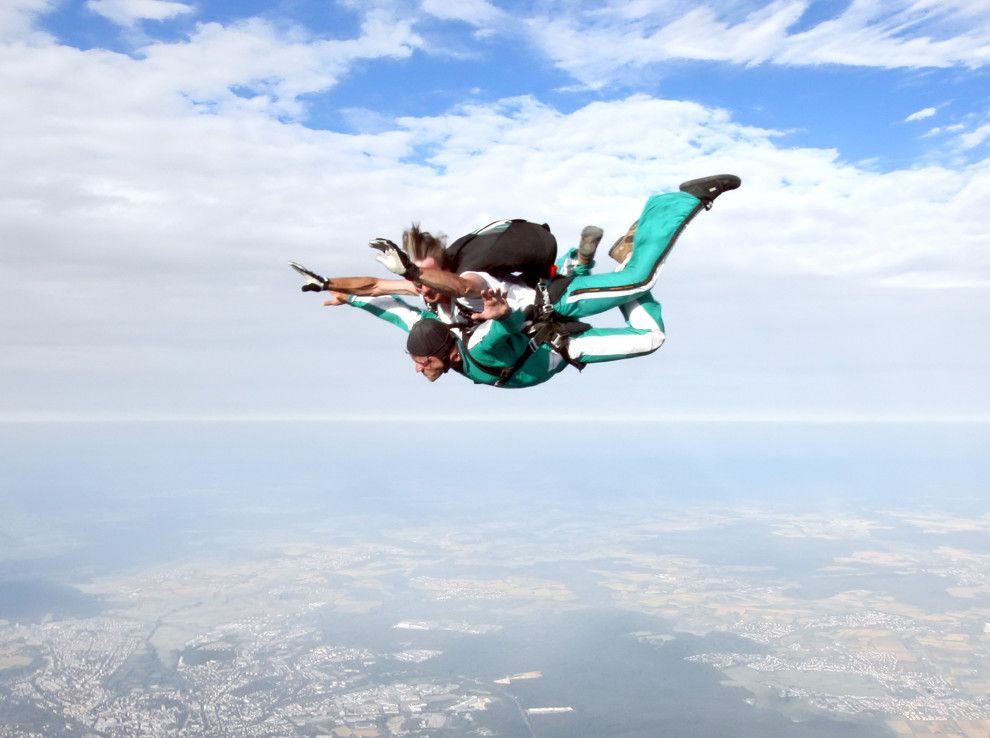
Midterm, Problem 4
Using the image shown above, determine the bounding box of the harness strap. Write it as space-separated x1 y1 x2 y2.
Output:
458 341 508 383
494 335 541 387
458 279 591 387
491 316 591 386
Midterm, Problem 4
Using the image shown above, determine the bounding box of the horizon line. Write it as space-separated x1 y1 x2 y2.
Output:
1 413 988 424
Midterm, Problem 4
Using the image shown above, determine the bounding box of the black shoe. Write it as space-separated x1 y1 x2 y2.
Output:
679 174 741 209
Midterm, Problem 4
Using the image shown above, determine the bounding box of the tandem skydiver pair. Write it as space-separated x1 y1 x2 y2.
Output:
290 174 741 389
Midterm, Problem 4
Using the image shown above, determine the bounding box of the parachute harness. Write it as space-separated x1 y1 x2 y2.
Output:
491 277 590 387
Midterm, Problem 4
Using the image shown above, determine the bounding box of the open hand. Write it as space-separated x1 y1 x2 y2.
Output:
471 289 509 321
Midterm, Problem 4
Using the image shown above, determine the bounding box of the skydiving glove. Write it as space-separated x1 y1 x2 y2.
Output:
369 238 421 281
289 261 329 292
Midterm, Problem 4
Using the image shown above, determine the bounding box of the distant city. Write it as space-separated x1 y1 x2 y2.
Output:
2 502 988 738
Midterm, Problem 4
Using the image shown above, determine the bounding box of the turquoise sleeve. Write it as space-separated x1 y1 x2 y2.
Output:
468 311 529 367
345 295 428 333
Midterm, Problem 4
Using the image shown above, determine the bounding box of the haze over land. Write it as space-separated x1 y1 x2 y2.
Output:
1 422 988 737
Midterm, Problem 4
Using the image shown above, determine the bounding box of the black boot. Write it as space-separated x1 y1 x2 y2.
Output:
679 174 741 209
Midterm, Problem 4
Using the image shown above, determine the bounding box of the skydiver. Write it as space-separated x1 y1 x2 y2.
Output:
294 222 604 329
373 175 739 325
323 287 665 388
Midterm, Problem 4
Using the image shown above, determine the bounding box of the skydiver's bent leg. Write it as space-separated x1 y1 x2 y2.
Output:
567 294 665 364
554 247 583 278
555 227 605 277
555 248 594 278
553 192 703 319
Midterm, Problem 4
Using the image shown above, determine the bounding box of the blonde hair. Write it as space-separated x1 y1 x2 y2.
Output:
403 223 449 269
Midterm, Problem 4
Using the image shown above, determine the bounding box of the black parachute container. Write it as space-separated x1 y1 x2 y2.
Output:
445 219 557 287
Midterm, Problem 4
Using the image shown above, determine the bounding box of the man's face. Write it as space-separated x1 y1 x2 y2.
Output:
411 353 448 382
413 256 447 306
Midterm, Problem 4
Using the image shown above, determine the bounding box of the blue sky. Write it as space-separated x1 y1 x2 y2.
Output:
1 0 988 421
36 0 990 166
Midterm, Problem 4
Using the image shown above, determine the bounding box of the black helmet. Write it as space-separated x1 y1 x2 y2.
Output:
406 319 455 357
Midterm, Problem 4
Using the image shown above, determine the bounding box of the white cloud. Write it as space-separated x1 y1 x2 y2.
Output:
0 0 56 43
394 96 990 290
959 121 990 149
420 0 504 26
130 11 424 120
920 114 990 157
776 0 990 69
86 0 195 28
878 271 990 289
2 55 986 300
523 1 990 88
654 2 805 66
923 122 966 138
1 22 988 419
905 106 937 122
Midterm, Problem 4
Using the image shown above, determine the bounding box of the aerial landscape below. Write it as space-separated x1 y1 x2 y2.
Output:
1 422 987 738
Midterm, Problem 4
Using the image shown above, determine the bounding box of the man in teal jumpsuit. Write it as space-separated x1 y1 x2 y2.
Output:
332 287 662 388
405 291 664 388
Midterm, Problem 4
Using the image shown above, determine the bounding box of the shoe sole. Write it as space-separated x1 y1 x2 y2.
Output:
608 221 637 263
678 174 741 203
578 226 604 258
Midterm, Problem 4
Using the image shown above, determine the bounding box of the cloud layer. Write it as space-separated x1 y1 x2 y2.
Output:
1 1 988 419
503 1 990 88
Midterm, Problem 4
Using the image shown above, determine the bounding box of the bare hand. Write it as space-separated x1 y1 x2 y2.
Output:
322 291 349 307
471 289 509 320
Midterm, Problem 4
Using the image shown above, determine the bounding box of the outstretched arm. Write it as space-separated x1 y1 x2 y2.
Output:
414 269 487 299
325 291 428 333
292 261 417 297
325 276 418 297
